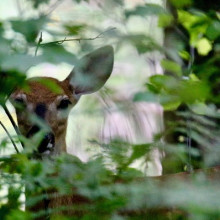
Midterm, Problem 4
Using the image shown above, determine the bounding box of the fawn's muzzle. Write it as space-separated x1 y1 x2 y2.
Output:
38 132 55 154
27 125 55 154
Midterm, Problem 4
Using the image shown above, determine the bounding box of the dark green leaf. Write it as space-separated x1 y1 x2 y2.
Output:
206 20 220 40
64 24 86 35
122 34 162 54
41 44 77 64
169 0 192 8
125 4 165 18
31 0 50 8
10 17 47 43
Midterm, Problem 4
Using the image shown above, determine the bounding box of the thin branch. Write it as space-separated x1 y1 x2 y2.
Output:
35 32 43 56
40 27 116 46
3 105 24 148
57 36 67 45
0 121 19 153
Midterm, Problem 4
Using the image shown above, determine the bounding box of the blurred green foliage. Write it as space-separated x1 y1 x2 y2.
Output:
0 0 219 219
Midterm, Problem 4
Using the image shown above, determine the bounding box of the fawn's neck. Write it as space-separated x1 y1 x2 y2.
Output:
52 125 68 155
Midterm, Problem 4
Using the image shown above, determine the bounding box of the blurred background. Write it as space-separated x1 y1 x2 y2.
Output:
0 1 220 219
0 0 164 176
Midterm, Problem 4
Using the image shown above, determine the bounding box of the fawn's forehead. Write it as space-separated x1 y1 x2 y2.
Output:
13 77 73 104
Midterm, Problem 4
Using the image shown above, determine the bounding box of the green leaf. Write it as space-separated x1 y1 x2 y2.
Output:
148 75 210 105
149 75 177 93
0 70 26 104
122 34 162 54
158 14 174 27
130 143 151 162
10 17 47 43
189 103 219 116
196 38 212 56
34 78 63 94
125 4 165 18
133 91 159 103
0 38 11 59
206 20 220 40
177 80 210 103
169 0 192 8
178 10 210 45
41 44 77 64
73 0 89 3
64 24 86 35
30 0 50 8
1 54 43 72
162 98 181 111
6 209 31 220
161 59 182 76
133 87 181 110
178 50 190 60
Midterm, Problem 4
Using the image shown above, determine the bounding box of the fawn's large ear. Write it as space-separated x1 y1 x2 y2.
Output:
66 45 114 95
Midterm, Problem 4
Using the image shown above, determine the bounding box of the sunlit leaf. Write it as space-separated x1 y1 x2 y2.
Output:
178 10 210 45
196 38 212 56
178 50 190 61
33 78 63 94
162 98 181 110
161 59 182 76
158 13 174 27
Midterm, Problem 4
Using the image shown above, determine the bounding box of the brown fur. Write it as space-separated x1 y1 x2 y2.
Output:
11 77 78 154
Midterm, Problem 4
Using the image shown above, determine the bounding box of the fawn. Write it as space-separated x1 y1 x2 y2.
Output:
10 45 114 218
11 45 114 157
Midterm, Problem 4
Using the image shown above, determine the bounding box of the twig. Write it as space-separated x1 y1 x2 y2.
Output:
35 32 43 56
57 37 67 45
40 27 116 46
3 105 24 148
0 121 19 153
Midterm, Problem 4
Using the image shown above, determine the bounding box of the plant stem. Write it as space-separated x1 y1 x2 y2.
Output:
3 105 24 148
0 121 19 153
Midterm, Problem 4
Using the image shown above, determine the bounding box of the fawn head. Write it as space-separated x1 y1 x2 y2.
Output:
10 46 114 156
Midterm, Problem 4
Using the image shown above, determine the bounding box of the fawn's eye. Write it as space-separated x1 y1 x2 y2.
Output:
57 99 71 110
